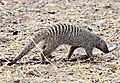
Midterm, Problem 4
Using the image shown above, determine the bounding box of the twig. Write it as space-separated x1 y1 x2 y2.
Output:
108 45 118 52
0 52 10 63
28 34 58 69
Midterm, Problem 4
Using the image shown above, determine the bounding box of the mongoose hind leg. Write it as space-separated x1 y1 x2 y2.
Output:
41 43 59 64
67 46 79 60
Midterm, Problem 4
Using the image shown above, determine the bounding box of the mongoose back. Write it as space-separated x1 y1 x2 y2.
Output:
8 23 109 66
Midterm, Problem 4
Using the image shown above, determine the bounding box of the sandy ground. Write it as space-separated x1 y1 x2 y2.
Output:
0 0 120 83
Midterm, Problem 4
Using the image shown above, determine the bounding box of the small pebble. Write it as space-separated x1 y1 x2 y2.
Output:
13 31 19 35
48 11 56 14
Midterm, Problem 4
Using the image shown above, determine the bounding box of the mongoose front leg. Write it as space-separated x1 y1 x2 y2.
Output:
41 43 59 64
67 46 79 60
85 48 94 60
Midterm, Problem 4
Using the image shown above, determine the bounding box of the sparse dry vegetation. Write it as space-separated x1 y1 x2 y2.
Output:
0 0 120 83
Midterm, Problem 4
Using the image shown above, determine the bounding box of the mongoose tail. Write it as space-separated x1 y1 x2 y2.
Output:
7 41 35 66
7 30 47 66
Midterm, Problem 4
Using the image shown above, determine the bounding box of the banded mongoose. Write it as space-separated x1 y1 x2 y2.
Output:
8 23 109 66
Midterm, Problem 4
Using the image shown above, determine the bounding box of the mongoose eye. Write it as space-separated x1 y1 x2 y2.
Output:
97 42 101 46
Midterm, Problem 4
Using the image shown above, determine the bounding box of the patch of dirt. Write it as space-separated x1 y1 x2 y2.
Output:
0 0 120 82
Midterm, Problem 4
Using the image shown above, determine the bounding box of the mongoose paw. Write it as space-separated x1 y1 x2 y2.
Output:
79 55 91 60
69 58 77 62
61 58 67 62
89 56 94 61
47 55 55 59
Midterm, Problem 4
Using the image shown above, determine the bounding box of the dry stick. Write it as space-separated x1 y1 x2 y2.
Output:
0 52 10 63
28 34 58 69
108 45 118 52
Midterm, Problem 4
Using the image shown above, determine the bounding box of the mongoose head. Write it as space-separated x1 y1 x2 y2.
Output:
95 38 109 53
